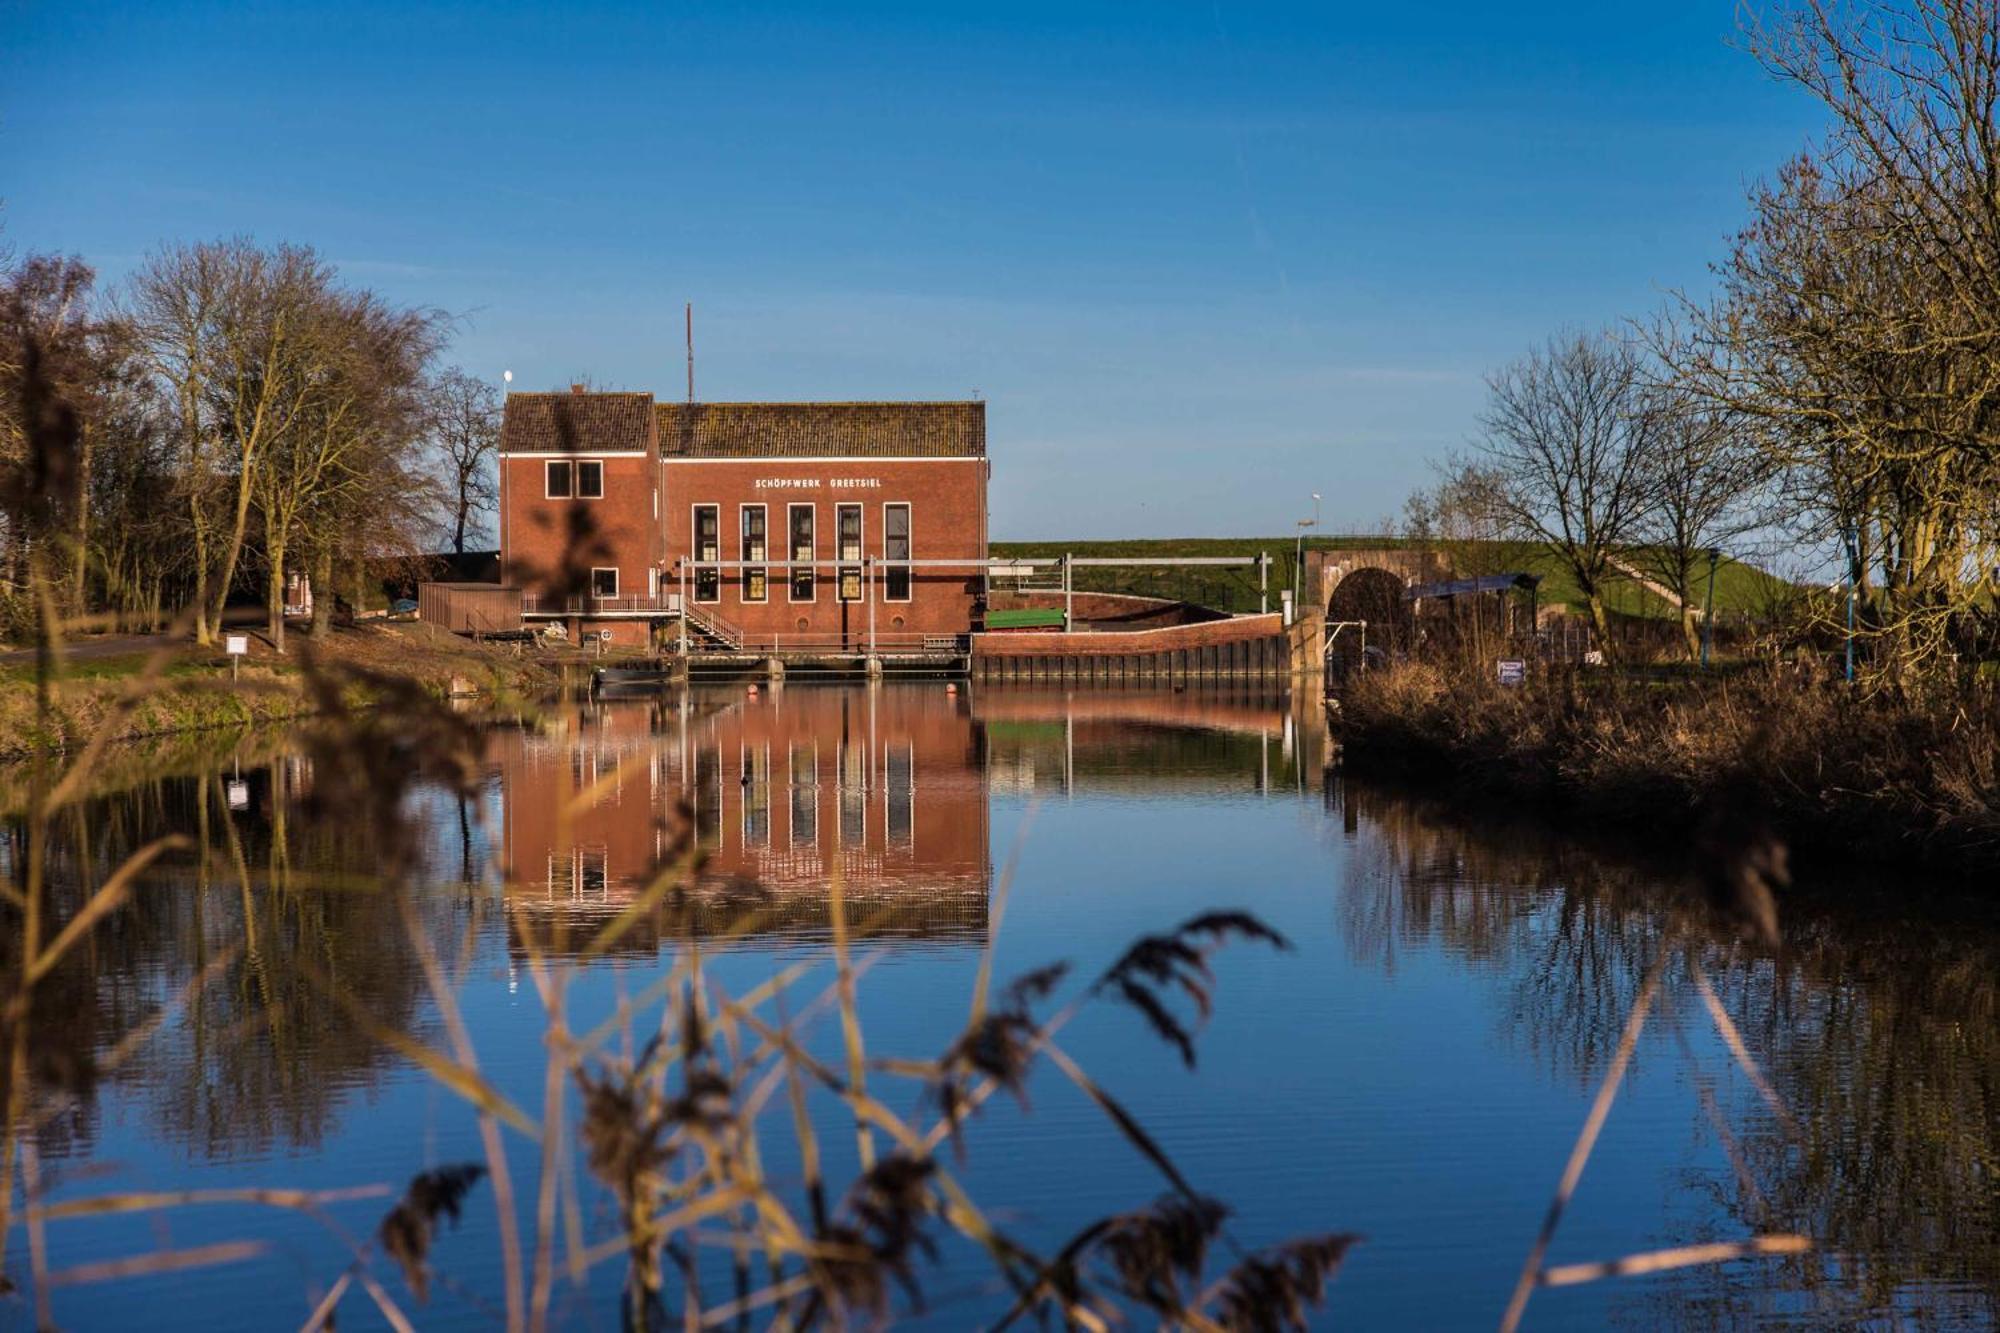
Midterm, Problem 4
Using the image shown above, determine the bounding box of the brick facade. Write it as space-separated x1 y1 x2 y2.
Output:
496 390 987 651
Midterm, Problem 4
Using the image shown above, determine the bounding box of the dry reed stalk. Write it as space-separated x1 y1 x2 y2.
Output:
43 1239 270 1288
528 965 571 1333
1690 957 1802 1140
1668 1018 1773 1221
30 1184 391 1223
825 853 875 1173
1538 1234 1810 1286
967 799 1039 1028
394 891 527 1330
1499 950 1667 1333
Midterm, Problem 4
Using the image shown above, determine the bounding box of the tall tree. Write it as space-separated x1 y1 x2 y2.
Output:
253 289 441 652
426 367 500 555
122 240 335 645
1628 371 1770 658
1666 0 2000 677
1474 330 1657 655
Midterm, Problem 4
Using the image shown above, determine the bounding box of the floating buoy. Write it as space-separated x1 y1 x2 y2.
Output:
747 683 759 697
945 683 957 695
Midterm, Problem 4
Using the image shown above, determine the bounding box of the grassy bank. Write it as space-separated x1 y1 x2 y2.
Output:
0 621 559 760
1338 661 2000 877
990 537 1785 618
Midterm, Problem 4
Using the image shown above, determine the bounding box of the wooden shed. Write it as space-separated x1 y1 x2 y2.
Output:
418 583 523 635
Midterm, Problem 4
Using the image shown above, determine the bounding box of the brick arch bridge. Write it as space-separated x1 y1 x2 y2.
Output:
1303 547 1447 614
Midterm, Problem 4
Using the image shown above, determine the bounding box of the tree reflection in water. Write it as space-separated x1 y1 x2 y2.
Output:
1332 775 2000 1329
1 733 457 1162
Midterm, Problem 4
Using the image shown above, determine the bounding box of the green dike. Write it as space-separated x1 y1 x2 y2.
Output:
989 537 1790 617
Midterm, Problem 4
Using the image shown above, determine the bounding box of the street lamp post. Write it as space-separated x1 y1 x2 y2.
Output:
1294 492 1321 610
1700 547 1720 669
1841 524 1860 684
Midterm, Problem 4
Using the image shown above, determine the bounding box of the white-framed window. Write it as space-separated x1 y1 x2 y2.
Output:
836 503 863 602
788 504 815 602
883 503 912 602
545 458 604 498
648 567 659 600
590 567 619 599
692 504 721 603
740 504 768 603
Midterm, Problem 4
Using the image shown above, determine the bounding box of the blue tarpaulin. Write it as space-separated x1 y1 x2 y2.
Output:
1405 573 1542 601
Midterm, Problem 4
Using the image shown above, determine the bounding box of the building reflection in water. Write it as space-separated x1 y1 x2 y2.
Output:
486 683 1324 952
491 686 992 949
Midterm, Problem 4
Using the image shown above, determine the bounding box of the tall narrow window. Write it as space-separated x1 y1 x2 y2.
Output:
577 460 604 498
837 504 863 602
545 460 573 498
789 505 815 602
693 505 720 602
741 505 768 602
884 504 912 602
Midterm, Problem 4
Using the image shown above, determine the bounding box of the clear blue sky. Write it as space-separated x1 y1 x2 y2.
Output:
2 1 1817 539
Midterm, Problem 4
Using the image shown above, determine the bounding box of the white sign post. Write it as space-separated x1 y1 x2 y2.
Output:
226 634 248 682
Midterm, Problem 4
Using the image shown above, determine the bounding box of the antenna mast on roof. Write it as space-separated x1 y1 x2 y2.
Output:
685 302 695 404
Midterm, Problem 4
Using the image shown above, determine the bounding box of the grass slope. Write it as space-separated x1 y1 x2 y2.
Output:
990 537 1788 617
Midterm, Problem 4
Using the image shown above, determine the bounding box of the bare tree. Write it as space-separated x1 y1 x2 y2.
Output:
122 240 336 644
427 367 500 555
1405 458 1513 578
255 289 442 651
1663 0 2000 678
1474 330 1656 655
1627 368 1771 657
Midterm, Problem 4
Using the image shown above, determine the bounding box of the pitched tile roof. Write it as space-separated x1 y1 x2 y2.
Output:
499 392 658 454
654 402 985 458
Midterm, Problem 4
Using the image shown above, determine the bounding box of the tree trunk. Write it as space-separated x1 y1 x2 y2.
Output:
312 547 334 637
1586 592 1614 662
267 542 287 654
453 499 469 555
206 471 257 644
1680 606 1700 660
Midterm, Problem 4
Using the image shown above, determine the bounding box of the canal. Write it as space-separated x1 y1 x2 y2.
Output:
4 683 1997 1329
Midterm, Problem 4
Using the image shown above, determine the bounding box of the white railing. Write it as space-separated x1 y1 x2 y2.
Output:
682 601 744 650
522 593 676 616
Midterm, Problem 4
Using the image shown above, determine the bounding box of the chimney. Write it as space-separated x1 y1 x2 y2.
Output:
570 383 585 395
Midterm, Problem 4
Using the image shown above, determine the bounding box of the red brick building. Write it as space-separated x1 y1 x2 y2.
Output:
498 390 989 652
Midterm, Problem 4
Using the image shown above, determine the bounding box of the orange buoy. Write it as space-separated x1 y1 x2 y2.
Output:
747 683 759 697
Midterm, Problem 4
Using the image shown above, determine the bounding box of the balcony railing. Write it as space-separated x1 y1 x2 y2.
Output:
521 593 679 616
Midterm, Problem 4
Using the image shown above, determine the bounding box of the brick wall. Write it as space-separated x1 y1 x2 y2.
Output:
500 453 662 604
972 612 1284 658
662 457 986 644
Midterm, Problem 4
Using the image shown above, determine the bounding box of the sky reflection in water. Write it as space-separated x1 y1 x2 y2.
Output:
7 683 1998 1330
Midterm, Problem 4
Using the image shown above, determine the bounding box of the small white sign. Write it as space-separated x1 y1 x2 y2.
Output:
226 780 250 810
225 635 249 656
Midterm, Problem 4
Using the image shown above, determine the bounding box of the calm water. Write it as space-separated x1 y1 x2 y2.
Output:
4 683 1998 1330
